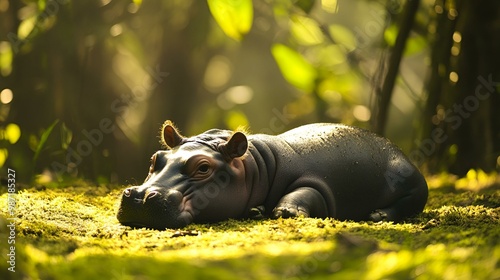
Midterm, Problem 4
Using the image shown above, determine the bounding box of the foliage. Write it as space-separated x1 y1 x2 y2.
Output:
32 119 60 165
271 44 317 91
0 123 20 167
0 172 499 279
207 0 253 41
0 0 403 183
0 0 498 185
417 0 500 174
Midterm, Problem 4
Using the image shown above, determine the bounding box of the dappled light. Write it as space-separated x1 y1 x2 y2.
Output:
109 24 123 37
217 85 254 110
353 105 371 122
449 71 458 83
223 85 254 105
0 175 498 278
0 88 13 104
204 55 232 91
0 0 499 278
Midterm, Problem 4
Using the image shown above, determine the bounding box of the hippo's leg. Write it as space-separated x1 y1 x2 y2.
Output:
370 179 428 222
369 195 424 222
272 187 329 219
248 205 266 220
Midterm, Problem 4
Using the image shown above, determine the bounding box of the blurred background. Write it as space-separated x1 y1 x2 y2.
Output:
0 0 498 184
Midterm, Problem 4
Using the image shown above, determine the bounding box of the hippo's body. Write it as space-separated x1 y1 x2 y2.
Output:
117 121 428 229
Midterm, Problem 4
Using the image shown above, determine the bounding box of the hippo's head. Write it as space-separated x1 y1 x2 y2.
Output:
117 121 250 229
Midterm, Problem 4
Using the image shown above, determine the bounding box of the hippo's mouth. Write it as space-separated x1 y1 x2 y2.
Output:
117 186 194 229
119 221 149 228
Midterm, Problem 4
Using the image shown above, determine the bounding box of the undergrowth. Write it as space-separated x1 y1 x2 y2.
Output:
0 172 499 279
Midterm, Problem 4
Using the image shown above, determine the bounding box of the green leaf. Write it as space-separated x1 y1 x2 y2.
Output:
38 0 47 12
294 0 316 14
314 45 346 68
328 24 357 51
0 149 7 168
321 0 338 13
60 122 73 150
33 119 59 164
18 15 37 40
384 25 398 47
5 123 21 144
318 73 361 104
384 25 427 56
207 0 253 41
271 44 317 92
0 41 13 76
404 35 427 56
290 15 324 46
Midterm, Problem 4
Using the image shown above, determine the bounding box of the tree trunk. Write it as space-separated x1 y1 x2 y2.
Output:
422 0 500 174
373 0 420 135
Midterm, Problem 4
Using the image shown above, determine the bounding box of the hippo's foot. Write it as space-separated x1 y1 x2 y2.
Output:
271 187 328 219
369 185 428 222
272 203 309 218
248 205 266 220
369 210 388 222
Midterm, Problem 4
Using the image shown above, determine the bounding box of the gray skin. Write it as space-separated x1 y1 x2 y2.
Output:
117 121 428 229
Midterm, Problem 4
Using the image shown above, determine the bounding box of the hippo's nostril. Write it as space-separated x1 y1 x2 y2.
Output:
145 190 160 200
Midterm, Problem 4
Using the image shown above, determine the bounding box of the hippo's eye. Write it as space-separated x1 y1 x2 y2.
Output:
191 160 212 178
185 157 213 178
197 163 210 174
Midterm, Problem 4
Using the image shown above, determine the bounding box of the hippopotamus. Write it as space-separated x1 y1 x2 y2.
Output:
117 120 428 229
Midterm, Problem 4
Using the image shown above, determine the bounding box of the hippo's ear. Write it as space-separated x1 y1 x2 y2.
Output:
161 120 185 149
219 132 248 160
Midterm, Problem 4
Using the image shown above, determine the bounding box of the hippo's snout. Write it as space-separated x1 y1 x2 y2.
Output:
163 189 183 205
117 186 191 229
121 187 164 204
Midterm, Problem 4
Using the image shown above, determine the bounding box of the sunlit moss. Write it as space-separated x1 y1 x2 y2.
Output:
0 176 499 279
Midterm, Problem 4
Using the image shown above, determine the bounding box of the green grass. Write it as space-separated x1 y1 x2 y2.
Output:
0 172 499 279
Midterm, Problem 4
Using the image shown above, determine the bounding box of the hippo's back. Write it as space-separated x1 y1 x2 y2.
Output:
277 123 399 162
265 123 425 220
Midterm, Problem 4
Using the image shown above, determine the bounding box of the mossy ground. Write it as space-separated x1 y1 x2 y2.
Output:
1 172 499 279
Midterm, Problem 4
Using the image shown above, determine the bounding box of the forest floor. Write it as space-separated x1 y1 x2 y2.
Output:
0 171 499 280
